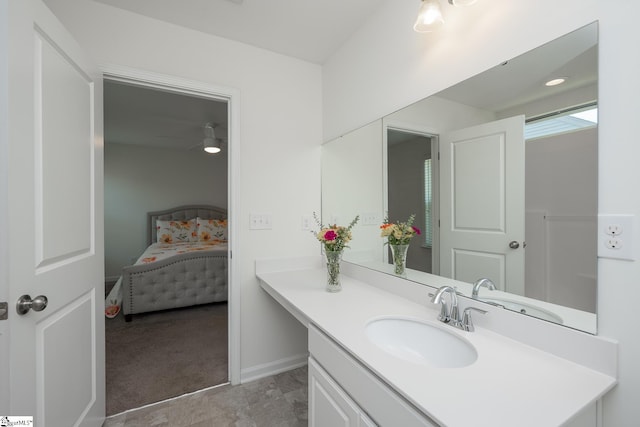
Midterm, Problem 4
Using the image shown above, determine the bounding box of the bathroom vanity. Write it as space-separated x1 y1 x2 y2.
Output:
256 256 617 427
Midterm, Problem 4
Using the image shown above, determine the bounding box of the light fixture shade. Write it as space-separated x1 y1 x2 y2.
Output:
203 122 221 153
414 0 444 33
448 0 477 6
203 137 221 154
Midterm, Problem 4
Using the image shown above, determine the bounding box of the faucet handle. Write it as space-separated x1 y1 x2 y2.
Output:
461 307 487 332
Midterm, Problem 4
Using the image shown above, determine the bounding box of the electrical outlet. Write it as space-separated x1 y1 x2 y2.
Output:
605 223 623 236
598 214 635 260
605 238 623 250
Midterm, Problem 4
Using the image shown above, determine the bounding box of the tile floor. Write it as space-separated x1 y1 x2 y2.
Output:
103 366 308 427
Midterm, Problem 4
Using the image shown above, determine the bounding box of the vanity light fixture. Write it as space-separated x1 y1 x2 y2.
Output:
449 0 477 5
203 123 221 154
413 0 444 33
414 0 478 33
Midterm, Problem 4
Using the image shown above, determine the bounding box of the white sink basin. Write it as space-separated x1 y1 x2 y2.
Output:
365 317 477 368
482 298 563 324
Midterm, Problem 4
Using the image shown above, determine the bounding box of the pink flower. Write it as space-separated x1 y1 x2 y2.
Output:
412 226 421 235
324 230 337 241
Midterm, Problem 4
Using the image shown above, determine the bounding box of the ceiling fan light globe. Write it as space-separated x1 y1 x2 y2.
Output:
203 136 221 153
204 146 221 154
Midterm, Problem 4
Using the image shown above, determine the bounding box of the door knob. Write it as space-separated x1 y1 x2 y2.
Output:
16 294 48 315
508 241 520 249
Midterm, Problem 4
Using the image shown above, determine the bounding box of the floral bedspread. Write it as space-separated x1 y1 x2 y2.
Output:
105 241 228 318
136 241 227 265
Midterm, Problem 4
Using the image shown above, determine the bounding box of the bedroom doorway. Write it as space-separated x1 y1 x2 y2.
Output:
102 75 234 415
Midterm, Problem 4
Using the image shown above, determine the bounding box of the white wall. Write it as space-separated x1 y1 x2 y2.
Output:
104 142 228 280
43 0 321 379
323 0 640 425
322 120 384 262
386 95 496 134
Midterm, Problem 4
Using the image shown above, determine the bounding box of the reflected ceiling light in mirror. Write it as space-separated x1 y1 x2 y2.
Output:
414 0 478 33
545 77 567 87
203 122 221 154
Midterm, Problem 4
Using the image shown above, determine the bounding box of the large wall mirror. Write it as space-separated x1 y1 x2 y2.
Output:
322 22 598 334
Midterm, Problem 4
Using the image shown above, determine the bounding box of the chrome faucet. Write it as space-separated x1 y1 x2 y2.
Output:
430 286 459 324
471 278 496 299
431 285 487 332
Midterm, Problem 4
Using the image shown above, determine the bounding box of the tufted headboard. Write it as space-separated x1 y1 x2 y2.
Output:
147 205 227 245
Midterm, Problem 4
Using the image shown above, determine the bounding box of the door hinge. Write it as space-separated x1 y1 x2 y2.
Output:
0 302 7 320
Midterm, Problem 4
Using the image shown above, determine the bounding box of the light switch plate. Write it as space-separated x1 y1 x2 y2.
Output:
361 212 380 226
250 213 272 230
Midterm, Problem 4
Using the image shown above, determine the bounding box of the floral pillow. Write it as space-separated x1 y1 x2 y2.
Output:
156 218 198 243
197 217 228 242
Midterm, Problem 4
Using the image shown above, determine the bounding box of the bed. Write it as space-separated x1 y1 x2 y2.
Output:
105 205 228 321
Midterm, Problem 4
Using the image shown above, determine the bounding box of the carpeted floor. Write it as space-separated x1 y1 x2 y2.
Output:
105 302 228 416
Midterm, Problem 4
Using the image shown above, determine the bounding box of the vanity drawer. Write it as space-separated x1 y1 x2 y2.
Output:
309 324 439 427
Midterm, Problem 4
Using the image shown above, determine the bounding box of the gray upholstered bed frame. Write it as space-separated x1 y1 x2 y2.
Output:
122 205 228 321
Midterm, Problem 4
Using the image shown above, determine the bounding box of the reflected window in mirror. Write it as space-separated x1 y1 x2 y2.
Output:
525 104 597 140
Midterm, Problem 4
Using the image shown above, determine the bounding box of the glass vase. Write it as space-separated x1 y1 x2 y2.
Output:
390 244 409 277
325 249 343 292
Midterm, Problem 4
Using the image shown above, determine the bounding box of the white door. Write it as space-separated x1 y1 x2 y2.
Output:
4 0 104 425
439 116 525 294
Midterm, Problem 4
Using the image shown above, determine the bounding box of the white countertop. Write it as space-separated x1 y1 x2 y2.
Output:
257 262 617 427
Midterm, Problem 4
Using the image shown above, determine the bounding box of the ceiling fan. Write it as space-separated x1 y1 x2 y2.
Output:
145 116 228 152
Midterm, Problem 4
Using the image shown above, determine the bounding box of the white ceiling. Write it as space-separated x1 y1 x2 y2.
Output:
93 0 388 64
60 1 595 152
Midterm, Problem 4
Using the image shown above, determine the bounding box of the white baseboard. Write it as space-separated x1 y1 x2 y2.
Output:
240 353 308 383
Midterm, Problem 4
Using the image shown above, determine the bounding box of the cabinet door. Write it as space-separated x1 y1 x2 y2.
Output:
360 413 377 427
309 358 372 427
